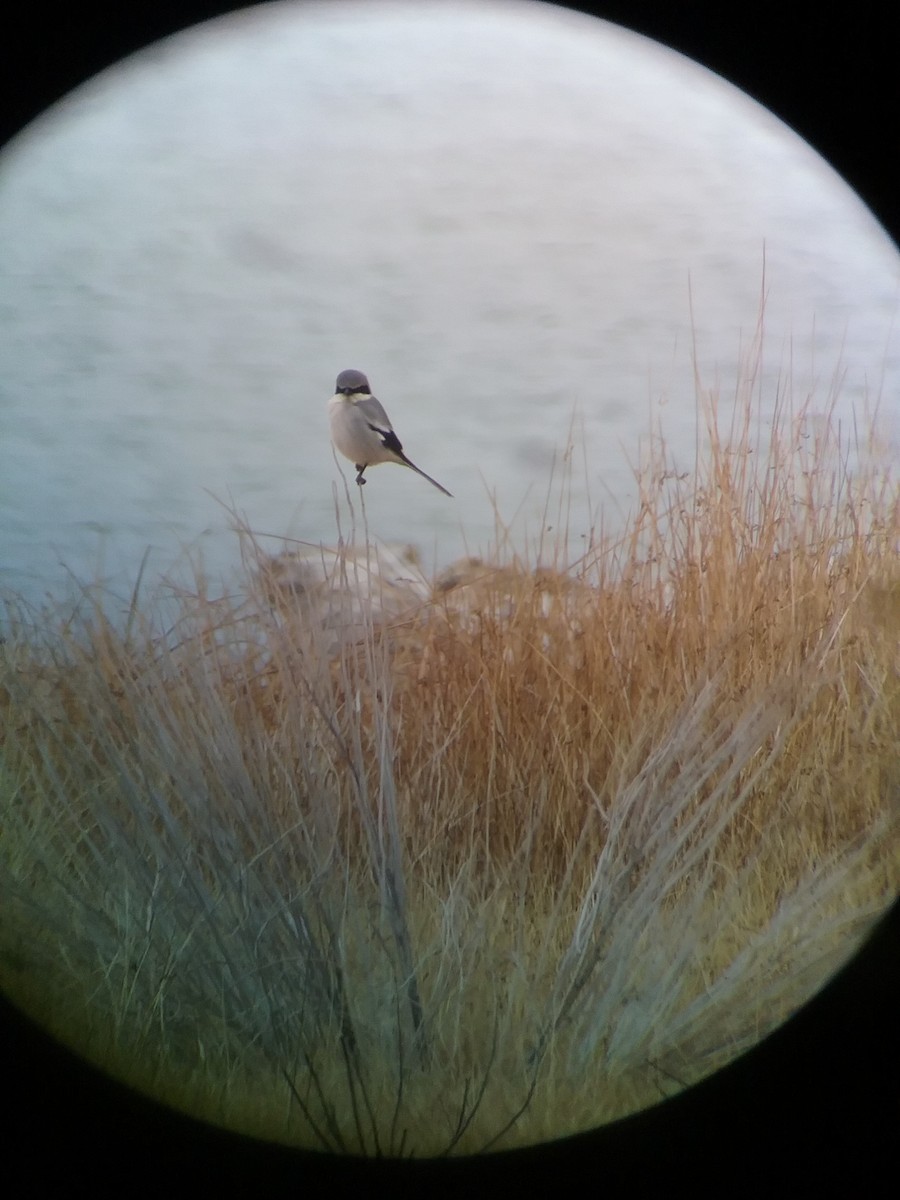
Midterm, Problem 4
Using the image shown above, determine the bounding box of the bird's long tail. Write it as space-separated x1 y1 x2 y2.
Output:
401 454 453 497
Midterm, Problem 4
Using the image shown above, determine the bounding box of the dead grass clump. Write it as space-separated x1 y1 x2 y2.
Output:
1 369 897 1155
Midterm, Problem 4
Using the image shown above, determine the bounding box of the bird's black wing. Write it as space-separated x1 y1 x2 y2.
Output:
369 424 405 455
358 394 405 453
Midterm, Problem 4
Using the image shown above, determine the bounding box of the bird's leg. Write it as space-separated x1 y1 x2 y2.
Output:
355 464 367 485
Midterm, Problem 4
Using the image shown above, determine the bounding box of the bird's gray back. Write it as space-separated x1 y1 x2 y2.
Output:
357 393 393 430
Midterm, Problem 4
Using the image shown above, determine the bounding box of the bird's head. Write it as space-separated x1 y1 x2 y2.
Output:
335 369 371 395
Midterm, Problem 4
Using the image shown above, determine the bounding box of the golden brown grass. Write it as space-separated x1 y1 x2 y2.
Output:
1 365 897 1155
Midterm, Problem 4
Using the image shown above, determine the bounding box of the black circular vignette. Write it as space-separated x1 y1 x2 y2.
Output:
2 0 898 1192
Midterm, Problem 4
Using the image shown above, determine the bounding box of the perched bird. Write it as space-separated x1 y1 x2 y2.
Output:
328 369 453 496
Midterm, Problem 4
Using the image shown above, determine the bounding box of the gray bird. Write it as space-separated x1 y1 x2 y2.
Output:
328 369 453 496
